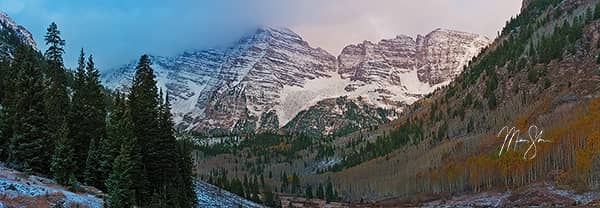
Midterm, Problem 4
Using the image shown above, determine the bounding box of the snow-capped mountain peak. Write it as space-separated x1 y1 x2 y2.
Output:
103 27 490 135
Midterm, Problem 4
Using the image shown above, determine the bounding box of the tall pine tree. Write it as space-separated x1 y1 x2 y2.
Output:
69 49 88 177
128 54 196 207
106 93 144 207
70 50 109 184
128 54 160 205
43 22 69 174
155 89 181 206
8 45 50 173
82 55 109 188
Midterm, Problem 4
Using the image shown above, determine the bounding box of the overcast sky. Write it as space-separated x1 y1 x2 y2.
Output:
1 0 522 70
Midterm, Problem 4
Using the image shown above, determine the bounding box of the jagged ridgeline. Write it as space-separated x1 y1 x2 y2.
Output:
103 27 490 137
317 0 600 200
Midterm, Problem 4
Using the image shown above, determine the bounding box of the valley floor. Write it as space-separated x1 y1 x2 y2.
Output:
277 182 600 207
368 182 600 207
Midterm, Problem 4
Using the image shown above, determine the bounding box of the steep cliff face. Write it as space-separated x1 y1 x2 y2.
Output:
415 29 491 85
338 35 417 85
338 29 490 86
103 27 490 135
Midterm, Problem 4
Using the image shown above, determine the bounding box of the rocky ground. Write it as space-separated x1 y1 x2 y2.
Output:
0 164 103 208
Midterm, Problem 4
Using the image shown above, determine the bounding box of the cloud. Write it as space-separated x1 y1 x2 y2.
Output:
281 0 523 54
4 0 522 70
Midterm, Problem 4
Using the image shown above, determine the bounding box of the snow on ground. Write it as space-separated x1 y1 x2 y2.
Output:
309 157 343 174
195 180 263 208
193 136 242 146
0 165 103 208
0 164 266 208
275 72 354 126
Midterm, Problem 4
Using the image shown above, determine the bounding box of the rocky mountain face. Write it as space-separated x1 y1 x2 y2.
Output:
338 29 490 86
104 27 338 134
103 27 490 135
0 11 37 57
283 96 396 136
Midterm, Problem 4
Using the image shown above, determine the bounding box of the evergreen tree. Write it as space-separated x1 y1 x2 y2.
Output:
305 184 313 199
325 180 335 202
129 54 196 207
155 89 180 192
81 55 109 189
281 172 288 192
0 59 13 161
316 183 324 200
44 23 65 65
71 51 108 182
166 101 197 207
69 49 88 176
106 93 144 207
0 58 6 101
50 124 76 186
175 136 198 208
84 139 103 188
106 144 135 208
291 173 300 194
129 55 159 204
43 22 69 174
84 54 107 139
8 45 50 173
594 3 600 20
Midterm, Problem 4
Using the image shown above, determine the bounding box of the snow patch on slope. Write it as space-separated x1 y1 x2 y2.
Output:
195 180 263 208
275 69 448 127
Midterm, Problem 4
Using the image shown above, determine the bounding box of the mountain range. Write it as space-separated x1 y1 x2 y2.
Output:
102 27 490 136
